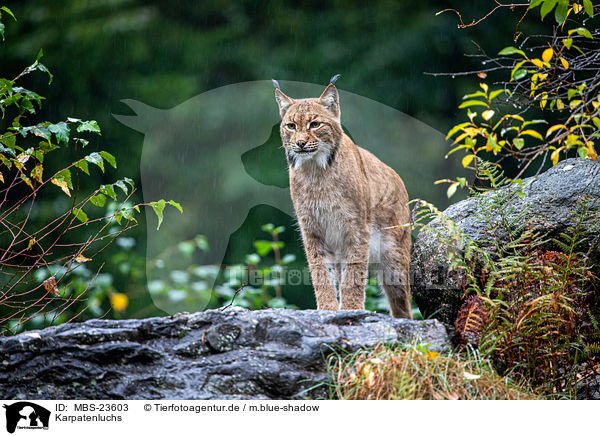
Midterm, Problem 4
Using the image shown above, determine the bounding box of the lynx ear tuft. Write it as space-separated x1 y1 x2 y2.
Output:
329 74 341 85
274 85 294 118
319 83 340 118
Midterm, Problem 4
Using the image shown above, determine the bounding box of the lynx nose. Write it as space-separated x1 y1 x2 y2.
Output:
296 140 307 149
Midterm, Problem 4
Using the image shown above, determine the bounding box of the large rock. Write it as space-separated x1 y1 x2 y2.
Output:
0 307 449 400
412 158 600 325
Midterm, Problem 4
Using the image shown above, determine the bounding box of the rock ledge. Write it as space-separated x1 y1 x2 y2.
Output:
0 308 449 399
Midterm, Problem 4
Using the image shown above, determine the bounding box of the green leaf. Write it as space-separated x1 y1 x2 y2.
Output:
150 200 166 230
529 0 544 8
522 119 547 127
489 89 507 100
90 193 106 207
583 0 594 17
254 240 274 256
76 120 101 134
114 180 128 194
100 184 117 200
1 6 16 21
72 208 89 223
123 177 135 189
245 253 260 265
0 134 16 149
36 48 43 61
54 169 73 189
195 235 209 251
498 46 526 57
75 138 89 147
48 122 70 144
261 223 275 232
281 253 296 264
445 122 470 140
458 100 488 109
168 200 183 213
462 90 487 99
30 125 51 140
569 27 593 39
513 138 525 150
540 0 558 20
563 38 573 49
99 151 116 168
85 152 104 172
74 159 89 175
554 0 568 24
114 211 123 225
512 69 527 81
0 22 5 41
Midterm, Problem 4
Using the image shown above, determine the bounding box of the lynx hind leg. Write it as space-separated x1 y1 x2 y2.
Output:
374 227 412 319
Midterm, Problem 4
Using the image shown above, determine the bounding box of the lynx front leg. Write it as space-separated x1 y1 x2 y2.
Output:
302 233 338 311
339 226 370 311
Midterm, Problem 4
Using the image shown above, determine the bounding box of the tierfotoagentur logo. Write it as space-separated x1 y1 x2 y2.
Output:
113 80 457 315
3 402 50 433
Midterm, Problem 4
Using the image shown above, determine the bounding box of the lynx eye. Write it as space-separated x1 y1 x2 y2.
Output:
285 123 296 131
309 121 322 129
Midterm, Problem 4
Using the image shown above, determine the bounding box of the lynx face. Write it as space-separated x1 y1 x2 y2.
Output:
275 85 344 169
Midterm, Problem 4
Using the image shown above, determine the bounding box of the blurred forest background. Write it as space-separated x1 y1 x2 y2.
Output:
0 0 551 330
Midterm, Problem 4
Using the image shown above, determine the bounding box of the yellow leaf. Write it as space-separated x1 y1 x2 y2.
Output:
75 254 92 263
573 3 582 13
560 57 569 70
551 148 561 166
462 154 475 168
482 109 495 121
110 293 129 312
504 114 524 122
531 58 545 69
31 163 43 183
51 177 71 197
27 238 35 250
20 174 34 190
426 351 439 360
520 129 544 140
480 83 488 93
447 182 459 198
542 47 554 63
587 142 598 161
0 172 3 183
592 101 600 111
546 124 568 137
556 99 565 110
570 100 582 110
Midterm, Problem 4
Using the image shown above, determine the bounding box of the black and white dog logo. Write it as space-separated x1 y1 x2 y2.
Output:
3 402 50 433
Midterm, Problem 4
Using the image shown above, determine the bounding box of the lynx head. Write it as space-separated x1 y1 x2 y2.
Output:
273 76 343 169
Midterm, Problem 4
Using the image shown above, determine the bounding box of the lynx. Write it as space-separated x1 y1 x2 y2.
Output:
273 76 412 318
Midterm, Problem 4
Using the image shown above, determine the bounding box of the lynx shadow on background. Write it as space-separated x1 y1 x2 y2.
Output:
113 80 460 315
